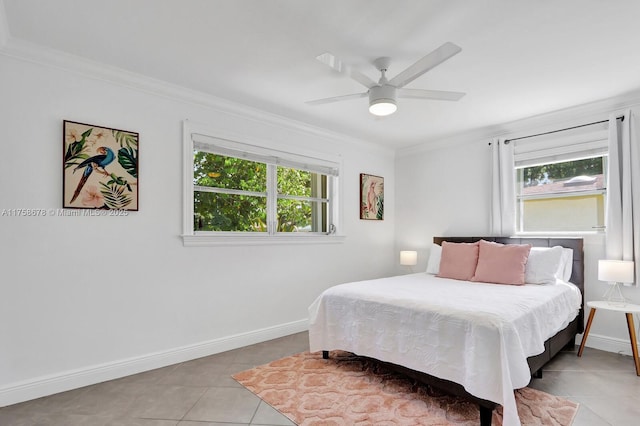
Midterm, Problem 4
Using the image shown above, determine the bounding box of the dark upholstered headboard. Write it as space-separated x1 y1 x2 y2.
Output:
433 236 584 333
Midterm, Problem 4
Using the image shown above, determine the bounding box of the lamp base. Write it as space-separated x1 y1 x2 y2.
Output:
603 282 627 306
402 266 414 274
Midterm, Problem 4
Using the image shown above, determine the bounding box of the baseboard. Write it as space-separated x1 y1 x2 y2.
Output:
0 319 308 407
578 332 638 356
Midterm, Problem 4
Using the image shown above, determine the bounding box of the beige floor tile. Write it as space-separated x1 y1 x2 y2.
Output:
575 394 640 425
250 401 296 426
2 332 638 426
127 384 207 420
182 387 260 423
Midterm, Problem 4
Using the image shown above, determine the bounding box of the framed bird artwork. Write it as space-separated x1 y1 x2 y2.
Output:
63 120 139 211
359 173 384 220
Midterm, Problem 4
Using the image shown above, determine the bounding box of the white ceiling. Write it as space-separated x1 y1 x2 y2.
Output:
3 0 640 149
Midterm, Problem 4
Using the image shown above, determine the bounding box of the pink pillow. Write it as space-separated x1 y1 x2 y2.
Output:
437 241 480 281
471 240 532 285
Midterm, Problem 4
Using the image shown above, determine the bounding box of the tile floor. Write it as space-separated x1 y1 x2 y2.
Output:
1 331 639 425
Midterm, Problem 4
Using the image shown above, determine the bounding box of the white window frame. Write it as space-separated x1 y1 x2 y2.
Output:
512 122 609 236
182 121 344 246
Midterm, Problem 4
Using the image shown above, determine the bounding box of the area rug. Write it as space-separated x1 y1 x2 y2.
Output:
233 351 578 426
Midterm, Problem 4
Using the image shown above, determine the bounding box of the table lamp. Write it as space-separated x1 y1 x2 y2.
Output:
400 250 418 273
598 259 634 305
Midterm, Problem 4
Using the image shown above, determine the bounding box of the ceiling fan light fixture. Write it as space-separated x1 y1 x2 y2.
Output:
369 99 397 116
368 85 397 116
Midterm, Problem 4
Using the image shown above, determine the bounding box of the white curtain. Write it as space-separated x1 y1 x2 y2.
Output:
606 109 640 285
490 138 515 236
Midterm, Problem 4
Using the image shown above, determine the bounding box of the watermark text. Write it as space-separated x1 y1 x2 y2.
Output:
1 208 129 217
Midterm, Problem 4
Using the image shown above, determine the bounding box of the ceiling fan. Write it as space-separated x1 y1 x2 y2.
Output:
306 42 465 116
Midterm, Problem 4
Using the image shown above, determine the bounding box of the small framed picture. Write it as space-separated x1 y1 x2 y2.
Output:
63 120 139 210
360 173 384 220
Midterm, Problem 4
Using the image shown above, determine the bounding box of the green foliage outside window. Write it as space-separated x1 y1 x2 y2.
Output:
194 151 326 232
277 167 318 232
521 157 604 187
194 151 267 191
194 152 266 231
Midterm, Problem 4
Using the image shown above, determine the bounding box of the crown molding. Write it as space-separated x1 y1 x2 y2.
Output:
397 88 640 158
0 35 393 157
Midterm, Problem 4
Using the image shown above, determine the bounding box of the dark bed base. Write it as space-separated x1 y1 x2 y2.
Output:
324 236 584 426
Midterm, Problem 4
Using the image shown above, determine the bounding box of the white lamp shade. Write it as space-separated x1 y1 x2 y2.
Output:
400 250 418 266
598 259 634 284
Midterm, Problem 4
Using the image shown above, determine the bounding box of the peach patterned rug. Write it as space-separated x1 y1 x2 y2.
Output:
233 351 578 426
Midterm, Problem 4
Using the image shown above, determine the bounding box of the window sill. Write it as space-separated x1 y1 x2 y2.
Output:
514 231 605 244
182 233 346 247
514 231 604 237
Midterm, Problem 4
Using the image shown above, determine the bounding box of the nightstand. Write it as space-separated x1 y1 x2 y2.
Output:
577 300 640 376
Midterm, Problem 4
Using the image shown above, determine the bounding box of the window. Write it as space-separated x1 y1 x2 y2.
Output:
516 157 607 232
183 126 342 245
512 122 608 233
194 153 268 232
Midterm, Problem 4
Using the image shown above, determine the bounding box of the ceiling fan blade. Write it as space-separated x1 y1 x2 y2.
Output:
389 42 462 89
316 52 377 89
305 92 368 105
398 88 465 101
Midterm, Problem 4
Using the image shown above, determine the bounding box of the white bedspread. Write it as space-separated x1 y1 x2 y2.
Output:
308 273 581 426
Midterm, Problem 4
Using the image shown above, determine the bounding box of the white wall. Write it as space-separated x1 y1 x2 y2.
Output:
395 109 640 356
0 52 395 405
395 138 492 255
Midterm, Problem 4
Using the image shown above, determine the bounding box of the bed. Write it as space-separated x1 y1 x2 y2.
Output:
308 237 584 426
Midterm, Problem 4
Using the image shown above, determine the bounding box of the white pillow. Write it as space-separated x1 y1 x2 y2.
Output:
525 246 564 284
560 248 573 281
426 243 442 274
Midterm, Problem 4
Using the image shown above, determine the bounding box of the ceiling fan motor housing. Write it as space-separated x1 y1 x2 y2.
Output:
369 84 397 115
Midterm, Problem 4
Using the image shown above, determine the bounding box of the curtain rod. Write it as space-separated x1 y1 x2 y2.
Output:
502 115 625 144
